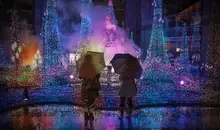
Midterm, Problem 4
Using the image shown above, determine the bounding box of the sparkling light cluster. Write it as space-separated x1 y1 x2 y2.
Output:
141 0 172 84
192 14 201 52
180 23 189 65
103 0 117 47
10 42 23 67
41 0 64 84
205 4 220 88
148 0 168 63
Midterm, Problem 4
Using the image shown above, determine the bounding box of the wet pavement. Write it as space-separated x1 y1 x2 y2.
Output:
0 105 220 129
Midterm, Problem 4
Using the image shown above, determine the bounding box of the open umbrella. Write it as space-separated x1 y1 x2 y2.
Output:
110 53 142 79
76 51 105 79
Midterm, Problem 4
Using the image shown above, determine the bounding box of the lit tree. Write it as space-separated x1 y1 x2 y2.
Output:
103 0 117 47
107 0 117 25
41 0 63 70
80 15 91 36
9 6 22 67
180 23 189 64
147 0 169 64
31 50 42 69
141 0 174 85
192 14 201 52
78 0 92 55
206 4 220 87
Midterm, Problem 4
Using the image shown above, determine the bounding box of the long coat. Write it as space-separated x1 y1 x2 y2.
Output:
80 74 101 101
118 77 137 97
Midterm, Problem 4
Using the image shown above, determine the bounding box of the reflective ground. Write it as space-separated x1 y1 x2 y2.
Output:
0 105 220 130
1 84 219 112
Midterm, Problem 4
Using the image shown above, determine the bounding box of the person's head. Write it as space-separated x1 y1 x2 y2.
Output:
84 54 92 62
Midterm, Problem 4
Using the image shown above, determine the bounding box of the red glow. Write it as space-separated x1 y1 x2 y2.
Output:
20 36 40 66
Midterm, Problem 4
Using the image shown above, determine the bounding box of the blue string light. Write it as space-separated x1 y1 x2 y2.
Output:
41 0 64 84
147 0 169 64
180 23 189 65
104 0 117 47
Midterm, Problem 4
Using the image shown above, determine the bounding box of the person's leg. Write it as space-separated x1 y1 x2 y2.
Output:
84 112 89 128
120 97 126 118
86 97 95 129
84 99 89 128
127 97 133 116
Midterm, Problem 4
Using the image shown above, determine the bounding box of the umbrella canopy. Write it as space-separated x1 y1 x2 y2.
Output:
76 51 106 79
110 53 143 79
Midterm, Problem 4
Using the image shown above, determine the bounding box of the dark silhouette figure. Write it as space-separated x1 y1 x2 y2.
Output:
23 87 29 101
118 76 137 118
80 73 101 129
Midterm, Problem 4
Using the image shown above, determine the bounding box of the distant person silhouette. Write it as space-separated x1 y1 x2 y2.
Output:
23 87 29 101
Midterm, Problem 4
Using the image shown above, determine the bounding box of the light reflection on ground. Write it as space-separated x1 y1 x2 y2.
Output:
0 105 220 129
2 84 218 112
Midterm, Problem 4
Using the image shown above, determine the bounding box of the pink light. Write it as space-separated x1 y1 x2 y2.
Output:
70 75 74 79
180 80 184 85
108 0 113 6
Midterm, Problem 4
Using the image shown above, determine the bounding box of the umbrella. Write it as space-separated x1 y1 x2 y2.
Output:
76 51 106 79
110 53 143 79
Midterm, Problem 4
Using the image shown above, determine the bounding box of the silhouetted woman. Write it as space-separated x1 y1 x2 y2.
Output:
118 76 137 118
80 73 101 129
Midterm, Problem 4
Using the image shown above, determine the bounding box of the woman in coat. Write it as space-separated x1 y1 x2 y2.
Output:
118 75 137 118
80 73 101 129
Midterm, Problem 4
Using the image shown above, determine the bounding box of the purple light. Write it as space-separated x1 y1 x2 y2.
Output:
180 80 184 85
70 75 74 79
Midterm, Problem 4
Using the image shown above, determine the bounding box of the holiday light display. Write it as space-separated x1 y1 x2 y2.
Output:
1 0 219 117
80 0 92 35
180 23 189 65
206 4 220 88
31 50 42 69
141 0 173 84
40 0 64 85
41 0 63 70
103 0 117 47
147 0 169 64
11 42 23 68
192 14 201 52
77 0 92 54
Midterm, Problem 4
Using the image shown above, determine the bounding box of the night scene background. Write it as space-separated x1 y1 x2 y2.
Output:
0 0 220 129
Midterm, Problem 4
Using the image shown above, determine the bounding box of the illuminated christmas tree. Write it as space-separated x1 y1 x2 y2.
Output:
206 3 220 88
103 0 117 47
147 0 169 64
141 0 174 85
41 0 63 70
180 23 190 64
107 0 117 25
78 0 92 55
192 14 201 52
